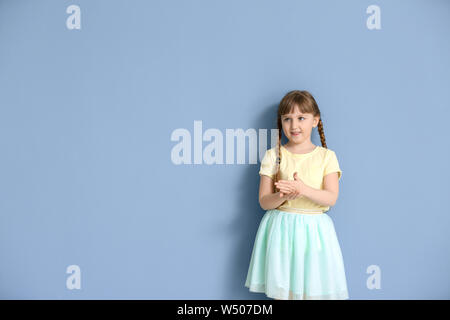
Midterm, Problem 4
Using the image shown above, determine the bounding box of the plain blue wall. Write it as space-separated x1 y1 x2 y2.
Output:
0 0 449 299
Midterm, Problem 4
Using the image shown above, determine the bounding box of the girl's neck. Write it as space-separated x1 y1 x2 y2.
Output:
284 141 316 153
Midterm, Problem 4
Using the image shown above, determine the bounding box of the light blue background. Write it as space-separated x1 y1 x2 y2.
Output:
1 0 449 299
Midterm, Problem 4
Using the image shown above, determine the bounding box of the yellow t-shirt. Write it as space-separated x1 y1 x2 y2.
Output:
259 145 342 213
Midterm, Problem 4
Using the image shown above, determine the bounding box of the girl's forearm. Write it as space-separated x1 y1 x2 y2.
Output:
301 184 337 207
259 192 286 211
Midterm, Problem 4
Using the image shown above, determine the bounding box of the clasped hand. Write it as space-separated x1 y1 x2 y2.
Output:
274 172 306 200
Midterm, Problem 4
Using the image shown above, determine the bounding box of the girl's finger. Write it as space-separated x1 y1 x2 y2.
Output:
281 190 295 199
276 184 292 190
277 187 287 192
277 184 294 191
277 187 292 194
282 186 295 193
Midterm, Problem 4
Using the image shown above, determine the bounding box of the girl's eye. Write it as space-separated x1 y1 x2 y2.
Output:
283 117 304 121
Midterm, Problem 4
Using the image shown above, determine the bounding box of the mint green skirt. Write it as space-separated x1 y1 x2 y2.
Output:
245 209 349 300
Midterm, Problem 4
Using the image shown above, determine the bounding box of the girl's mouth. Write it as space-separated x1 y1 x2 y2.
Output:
291 132 301 136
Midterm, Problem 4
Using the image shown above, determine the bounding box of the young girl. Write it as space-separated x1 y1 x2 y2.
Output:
245 90 349 300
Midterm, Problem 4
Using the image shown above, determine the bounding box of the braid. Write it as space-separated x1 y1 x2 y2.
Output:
317 118 327 149
275 124 282 193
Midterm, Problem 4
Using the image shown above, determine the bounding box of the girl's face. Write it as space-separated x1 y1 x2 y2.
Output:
281 106 319 145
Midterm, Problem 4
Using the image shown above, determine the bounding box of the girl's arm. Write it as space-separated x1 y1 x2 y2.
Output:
259 175 288 210
301 172 340 207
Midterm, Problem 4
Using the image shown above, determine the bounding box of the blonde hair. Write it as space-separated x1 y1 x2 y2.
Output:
274 90 328 184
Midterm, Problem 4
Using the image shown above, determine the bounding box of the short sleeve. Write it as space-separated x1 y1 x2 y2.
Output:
259 149 277 180
324 150 342 180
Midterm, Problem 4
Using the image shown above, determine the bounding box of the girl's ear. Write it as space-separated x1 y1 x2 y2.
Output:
313 116 320 127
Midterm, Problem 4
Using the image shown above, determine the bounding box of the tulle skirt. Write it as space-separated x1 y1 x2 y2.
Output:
245 209 349 300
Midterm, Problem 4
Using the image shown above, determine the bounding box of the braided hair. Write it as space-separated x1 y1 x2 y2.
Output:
274 90 328 187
